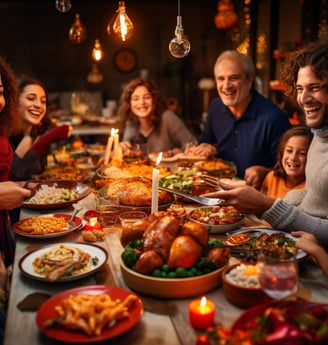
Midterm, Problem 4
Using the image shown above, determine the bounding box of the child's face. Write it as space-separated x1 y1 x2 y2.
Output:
282 135 310 179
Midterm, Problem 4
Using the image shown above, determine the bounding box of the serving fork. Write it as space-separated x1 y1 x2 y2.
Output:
159 186 223 206
67 204 82 228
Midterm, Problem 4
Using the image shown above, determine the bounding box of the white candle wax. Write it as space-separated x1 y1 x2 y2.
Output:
151 167 159 213
104 136 113 165
113 133 119 160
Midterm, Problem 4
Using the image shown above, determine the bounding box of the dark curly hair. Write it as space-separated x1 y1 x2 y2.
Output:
117 78 166 132
0 57 21 137
273 126 313 180
280 39 328 100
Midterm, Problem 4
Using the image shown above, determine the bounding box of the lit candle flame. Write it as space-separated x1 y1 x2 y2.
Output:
111 128 119 136
200 296 207 308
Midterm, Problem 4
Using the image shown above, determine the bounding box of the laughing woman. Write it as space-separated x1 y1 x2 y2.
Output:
10 77 72 180
118 78 196 155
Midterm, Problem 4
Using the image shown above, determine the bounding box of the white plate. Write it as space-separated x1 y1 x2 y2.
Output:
226 228 307 260
12 214 84 239
175 153 207 161
19 242 108 282
148 153 180 162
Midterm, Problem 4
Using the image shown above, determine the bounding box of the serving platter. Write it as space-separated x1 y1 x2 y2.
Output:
12 214 83 238
22 180 91 210
120 256 225 299
231 300 328 341
36 285 143 343
19 242 108 282
226 228 307 260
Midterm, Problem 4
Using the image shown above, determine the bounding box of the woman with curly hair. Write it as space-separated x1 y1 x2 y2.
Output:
260 126 313 199
0 57 24 268
118 78 196 154
10 77 71 180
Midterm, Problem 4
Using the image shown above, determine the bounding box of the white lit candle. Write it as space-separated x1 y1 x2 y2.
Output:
104 128 117 165
113 129 119 160
151 152 162 214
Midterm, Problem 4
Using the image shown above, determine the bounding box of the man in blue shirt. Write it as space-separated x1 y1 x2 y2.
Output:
192 50 291 189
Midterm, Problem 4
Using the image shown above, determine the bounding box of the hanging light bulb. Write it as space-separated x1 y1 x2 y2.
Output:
169 0 191 58
69 13 87 44
107 1 134 42
87 64 104 84
55 0 72 12
92 39 104 61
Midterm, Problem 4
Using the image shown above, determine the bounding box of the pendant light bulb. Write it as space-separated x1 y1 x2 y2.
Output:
92 39 104 61
169 15 191 58
107 1 134 42
69 13 87 44
55 0 72 12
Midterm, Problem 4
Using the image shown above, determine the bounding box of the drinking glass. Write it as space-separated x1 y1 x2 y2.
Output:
257 251 298 300
119 211 147 227
96 198 120 228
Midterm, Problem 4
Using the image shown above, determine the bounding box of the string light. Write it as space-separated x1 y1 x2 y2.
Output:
168 0 191 58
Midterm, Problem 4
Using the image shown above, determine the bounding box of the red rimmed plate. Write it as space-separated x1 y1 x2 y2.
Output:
12 214 83 238
19 242 108 282
36 285 144 343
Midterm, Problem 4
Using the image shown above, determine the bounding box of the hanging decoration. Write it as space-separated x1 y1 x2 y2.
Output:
318 0 328 39
168 0 191 58
214 0 238 29
236 0 251 54
107 1 134 42
55 0 72 12
69 14 87 44
87 64 104 84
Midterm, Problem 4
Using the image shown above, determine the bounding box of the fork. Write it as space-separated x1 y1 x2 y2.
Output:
159 186 223 206
67 204 82 228
200 175 223 190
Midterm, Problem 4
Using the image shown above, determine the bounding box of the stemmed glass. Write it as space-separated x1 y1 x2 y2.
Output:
257 251 299 300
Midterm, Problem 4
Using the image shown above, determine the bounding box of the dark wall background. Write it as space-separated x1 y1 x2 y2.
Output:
0 0 319 124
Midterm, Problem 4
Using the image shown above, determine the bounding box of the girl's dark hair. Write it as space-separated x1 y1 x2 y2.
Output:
273 126 313 179
0 57 21 137
117 78 166 131
18 77 54 136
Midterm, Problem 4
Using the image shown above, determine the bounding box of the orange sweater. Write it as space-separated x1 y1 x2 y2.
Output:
261 170 305 199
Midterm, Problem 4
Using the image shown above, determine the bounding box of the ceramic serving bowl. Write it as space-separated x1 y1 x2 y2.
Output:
222 263 272 308
120 256 225 299
188 206 244 234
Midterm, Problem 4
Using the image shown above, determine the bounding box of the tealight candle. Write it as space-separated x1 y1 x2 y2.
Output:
84 217 102 231
189 296 215 329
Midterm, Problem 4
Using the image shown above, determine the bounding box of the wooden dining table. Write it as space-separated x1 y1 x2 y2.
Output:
4 192 328 345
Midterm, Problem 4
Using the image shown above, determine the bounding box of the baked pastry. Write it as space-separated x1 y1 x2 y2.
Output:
101 176 174 206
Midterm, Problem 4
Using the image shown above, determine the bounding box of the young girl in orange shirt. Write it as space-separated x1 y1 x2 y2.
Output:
261 126 313 199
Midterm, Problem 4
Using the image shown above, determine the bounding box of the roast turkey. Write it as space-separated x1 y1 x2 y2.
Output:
100 176 174 206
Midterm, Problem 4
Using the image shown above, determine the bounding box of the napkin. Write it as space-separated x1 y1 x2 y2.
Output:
17 292 52 311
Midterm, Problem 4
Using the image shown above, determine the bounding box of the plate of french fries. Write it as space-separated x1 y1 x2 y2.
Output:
19 243 108 282
36 285 144 342
12 214 84 238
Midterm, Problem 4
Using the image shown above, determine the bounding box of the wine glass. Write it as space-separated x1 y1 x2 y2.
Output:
257 251 298 300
